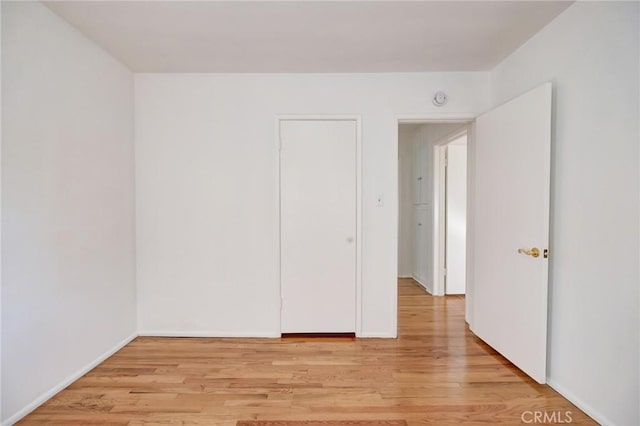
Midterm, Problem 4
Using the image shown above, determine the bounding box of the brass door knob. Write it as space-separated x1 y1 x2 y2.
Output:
518 247 540 258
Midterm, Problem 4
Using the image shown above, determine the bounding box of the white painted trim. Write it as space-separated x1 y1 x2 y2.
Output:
358 332 398 339
433 143 447 296
355 117 363 338
2 332 137 426
0 3 3 421
276 115 363 337
138 331 281 338
547 378 612 426
412 275 433 295
397 113 477 123
275 117 282 335
465 122 477 326
277 114 361 121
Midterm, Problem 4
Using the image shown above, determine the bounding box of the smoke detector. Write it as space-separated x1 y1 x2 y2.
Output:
433 91 448 107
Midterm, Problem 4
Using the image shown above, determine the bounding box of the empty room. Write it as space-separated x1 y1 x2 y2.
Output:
1 1 639 425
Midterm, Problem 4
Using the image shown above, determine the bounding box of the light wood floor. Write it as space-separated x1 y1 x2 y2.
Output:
19 279 595 425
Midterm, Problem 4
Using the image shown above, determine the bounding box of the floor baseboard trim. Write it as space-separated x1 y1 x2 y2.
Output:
138 330 281 338
2 332 137 426
547 377 612 425
411 275 433 295
357 332 397 338
139 331 396 339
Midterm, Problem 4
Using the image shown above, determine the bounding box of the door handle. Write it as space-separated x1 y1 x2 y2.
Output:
518 247 540 258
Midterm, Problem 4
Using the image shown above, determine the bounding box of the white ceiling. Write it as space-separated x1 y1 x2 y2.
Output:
44 1 573 73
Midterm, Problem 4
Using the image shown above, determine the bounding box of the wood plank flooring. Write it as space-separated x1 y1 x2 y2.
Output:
18 279 596 425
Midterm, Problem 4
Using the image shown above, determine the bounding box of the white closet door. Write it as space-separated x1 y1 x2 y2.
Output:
280 120 357 333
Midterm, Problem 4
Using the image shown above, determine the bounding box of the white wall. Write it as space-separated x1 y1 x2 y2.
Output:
422 124 468 194
135 73 489 337
1 2 136 423
397 127 416 278
491 2 639 425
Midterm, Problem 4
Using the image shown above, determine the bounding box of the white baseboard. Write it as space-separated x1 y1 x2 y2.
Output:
138 330 281 338
3 328 396 425
1 331 616 426
2 332 137 426
357 332 397 338
411 275 433 295
547 377 612 425
138 330 395 339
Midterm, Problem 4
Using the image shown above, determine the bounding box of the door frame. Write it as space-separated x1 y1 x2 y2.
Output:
395 114 475 326
276 115 363 336
433 127 469 296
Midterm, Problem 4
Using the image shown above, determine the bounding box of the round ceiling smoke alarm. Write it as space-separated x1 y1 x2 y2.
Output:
433 91 448 107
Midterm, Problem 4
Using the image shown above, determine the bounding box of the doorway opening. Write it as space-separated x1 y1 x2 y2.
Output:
397 121 470 299
395 83 552 383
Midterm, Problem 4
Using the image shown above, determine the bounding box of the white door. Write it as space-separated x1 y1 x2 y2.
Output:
445 138 467 295
280 120 357 333
472 83 552 383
